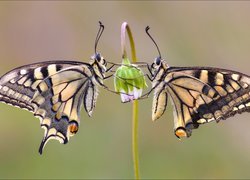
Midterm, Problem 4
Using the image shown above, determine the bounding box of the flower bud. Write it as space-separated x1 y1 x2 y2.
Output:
114 58 147 102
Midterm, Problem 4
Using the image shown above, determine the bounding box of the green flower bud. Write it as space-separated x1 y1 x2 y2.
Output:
114 58 147 102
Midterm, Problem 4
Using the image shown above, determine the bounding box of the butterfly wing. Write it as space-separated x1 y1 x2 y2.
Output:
152 81 168 121
153 67 250 138
0 61 99 154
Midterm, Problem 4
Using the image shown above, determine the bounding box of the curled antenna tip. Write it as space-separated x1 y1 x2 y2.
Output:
98 21 104 28
145 26 150 32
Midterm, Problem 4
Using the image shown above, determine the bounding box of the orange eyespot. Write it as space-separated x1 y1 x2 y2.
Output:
69 121 79 134
175 128 187 138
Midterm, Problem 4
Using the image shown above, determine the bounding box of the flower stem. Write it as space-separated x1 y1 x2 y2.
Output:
132 100 139 179
121 22 140 180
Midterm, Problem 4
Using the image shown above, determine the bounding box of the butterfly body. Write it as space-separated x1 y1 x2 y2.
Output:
151 58 250 138
0 54 107 154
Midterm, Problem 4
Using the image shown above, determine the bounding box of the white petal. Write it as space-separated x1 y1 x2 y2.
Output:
133 88 139 99
125 95 132 102
128 89 136 101
120 90 127 102
129 95 134 101
133 88 142 99
120 93 132 103
138 89 142 97
120 94 126 102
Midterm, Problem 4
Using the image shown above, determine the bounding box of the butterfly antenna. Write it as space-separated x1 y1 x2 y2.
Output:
95 21 105 54
145 26 161 58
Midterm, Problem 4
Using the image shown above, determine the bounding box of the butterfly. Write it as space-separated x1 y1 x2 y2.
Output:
144 26 250 138
0 22 114 154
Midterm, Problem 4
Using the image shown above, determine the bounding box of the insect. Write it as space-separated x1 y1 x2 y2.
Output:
144 26 250 138
0 22 114 154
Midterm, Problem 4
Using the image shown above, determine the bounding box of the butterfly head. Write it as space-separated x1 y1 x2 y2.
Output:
89 22 107 78
92 52 107 70
151 56 169 76
90 52 107 78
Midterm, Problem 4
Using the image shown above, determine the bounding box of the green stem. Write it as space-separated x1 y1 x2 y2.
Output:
121 22 140 180
132 100 139 179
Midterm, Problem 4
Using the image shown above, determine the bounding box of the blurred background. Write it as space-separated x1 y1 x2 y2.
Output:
0 1 250 179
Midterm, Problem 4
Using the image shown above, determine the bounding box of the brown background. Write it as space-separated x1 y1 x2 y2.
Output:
0 1 250 179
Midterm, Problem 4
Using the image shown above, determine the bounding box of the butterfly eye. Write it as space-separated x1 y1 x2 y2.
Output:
96 53 101 62
69 121 79 134
155 57 161 66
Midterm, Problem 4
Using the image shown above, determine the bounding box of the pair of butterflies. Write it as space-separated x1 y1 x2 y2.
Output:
0 23 249 154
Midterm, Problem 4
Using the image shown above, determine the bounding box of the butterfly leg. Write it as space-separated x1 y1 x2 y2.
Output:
106 64 115 72
139 80 162 100
103 74 114 80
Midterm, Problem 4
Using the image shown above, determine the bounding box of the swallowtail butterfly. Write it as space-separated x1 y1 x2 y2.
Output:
0 22 111 154
145 26 250 138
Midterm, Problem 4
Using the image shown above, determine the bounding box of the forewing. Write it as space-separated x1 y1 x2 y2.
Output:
165 67 250 138
0 61 85 111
